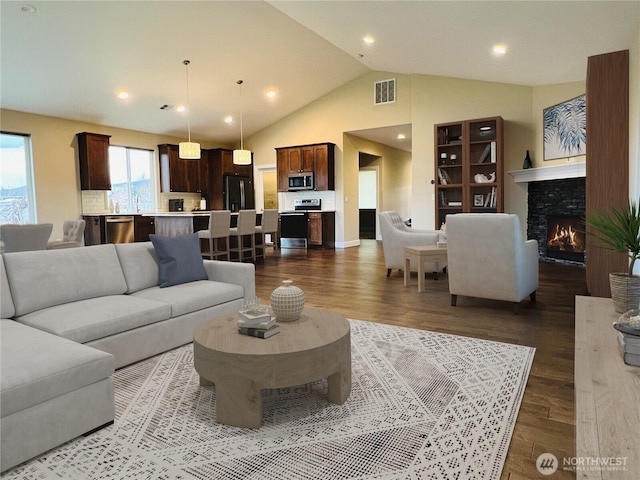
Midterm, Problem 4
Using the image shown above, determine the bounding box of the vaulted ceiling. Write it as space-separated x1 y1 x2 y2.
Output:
1 1 638 150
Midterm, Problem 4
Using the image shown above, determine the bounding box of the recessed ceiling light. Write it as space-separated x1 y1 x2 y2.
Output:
224 116 233 124
176 105 186 113
363 35 375 45
492 44 507 56
265 90 277 99
117 91 129 100
397 133 406 141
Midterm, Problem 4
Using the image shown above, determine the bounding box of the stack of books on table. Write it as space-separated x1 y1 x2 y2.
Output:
237 309 280 339
613 322 640 366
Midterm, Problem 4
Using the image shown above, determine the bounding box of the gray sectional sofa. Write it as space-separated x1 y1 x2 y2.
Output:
0 241 255 472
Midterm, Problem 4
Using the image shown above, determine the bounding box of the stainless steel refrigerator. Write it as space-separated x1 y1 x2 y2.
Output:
224 174 255 212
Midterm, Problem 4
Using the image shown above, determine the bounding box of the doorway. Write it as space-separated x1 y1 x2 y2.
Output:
255 166 278 211
359 166 379 239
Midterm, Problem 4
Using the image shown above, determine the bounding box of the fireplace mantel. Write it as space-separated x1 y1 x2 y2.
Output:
508 162 586 183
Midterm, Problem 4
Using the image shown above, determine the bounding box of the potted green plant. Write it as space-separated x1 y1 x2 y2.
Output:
586 199 640 313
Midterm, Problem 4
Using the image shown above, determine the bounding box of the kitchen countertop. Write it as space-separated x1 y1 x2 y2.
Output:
82 212 211 217
279 210 335 213
144 212 212 217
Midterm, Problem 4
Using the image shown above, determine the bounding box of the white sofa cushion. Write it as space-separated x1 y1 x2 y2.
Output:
0 319 115 417
0 257 14 319
115 242 160 294
132 280 244 317
14 295 171 344
3 244 128 316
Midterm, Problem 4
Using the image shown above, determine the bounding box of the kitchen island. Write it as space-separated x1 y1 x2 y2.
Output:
148 212 210 237
83 212 262 244
146 212 263 237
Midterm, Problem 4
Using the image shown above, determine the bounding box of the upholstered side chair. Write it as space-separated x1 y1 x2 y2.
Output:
198 210 231 260
229 209 257 262
47 219 86 249
378 211 446 277
0 223 53 252
255 209 279 260
445 213 539 314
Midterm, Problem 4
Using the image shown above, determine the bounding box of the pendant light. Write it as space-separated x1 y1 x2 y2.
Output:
178 60 201 159
233 79 252 165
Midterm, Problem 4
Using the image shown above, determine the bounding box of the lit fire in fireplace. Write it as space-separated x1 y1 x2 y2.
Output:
547 223 584 252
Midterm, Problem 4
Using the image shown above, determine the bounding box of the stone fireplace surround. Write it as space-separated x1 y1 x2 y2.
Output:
510 163 586 265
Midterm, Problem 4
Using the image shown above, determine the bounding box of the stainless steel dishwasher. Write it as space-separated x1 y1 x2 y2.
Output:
105 216 134 243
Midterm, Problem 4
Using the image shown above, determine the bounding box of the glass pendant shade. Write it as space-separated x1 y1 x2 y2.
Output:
233 79 252 165
233 149 252 165
179 60 200 160
179 141 201 160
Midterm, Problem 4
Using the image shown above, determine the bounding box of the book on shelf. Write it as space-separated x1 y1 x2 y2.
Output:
238 323 280 339
437 168 447 185
437 168 453 185
478 144 491 163
237 316 276 330
439 190 447 207
490 141 497 163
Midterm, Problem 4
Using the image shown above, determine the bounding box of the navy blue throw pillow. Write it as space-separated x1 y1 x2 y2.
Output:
149 233 208 288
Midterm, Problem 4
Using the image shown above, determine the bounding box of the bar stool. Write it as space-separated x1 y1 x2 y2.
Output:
198 210 231 260
229 210 256 262
255 209 279 260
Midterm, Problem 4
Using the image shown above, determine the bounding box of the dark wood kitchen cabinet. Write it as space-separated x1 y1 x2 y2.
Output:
275 142 334 192
158 144 206 193
313 143 334 191
308 212 335 248
134 215 155 242
82 215 105 245
77 132 111 190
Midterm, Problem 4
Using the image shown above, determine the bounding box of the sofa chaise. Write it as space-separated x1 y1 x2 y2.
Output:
0 240 255 472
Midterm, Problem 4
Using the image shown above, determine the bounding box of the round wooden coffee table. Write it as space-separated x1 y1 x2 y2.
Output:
193 307 351 428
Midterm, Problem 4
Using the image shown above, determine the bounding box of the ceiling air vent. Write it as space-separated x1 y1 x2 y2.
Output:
374 78 396 105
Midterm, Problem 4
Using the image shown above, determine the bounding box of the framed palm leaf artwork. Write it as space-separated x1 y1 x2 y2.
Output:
543 94 586 161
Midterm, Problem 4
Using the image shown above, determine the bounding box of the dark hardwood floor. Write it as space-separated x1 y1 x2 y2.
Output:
254 240 587 479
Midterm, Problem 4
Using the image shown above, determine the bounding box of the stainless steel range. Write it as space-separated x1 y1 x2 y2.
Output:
280 199 321 248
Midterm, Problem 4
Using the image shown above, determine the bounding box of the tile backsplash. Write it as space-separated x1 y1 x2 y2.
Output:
81 191 109 214
82 191 203 214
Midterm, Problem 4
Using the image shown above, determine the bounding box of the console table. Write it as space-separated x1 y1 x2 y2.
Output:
575 296 640 479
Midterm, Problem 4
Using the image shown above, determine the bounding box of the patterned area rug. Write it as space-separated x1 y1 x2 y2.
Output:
5 319 534 480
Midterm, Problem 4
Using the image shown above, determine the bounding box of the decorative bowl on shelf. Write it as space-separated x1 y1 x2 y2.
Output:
270 280 305 322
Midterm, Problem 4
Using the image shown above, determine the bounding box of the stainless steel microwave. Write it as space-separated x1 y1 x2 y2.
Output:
288 172 314 191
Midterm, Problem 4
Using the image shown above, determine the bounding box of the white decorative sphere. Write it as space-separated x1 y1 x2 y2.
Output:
270 280 305 322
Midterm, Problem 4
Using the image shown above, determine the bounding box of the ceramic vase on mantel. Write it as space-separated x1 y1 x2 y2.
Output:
270 280 305 322
609 273 640 313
